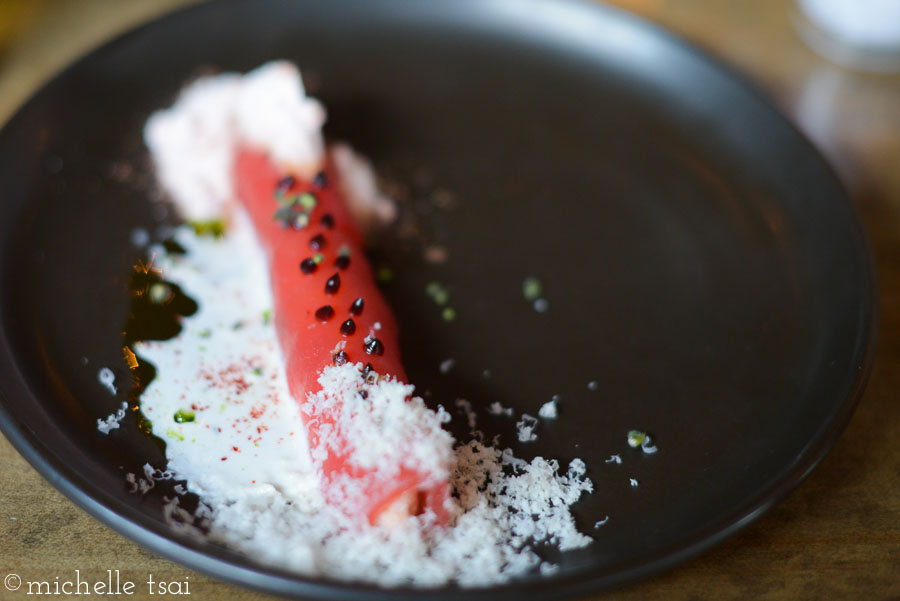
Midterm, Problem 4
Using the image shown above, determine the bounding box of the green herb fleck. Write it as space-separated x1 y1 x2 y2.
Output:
299 193 317 210
262 309 272 325
523 277 543 301
627 430 648 448
166 429 185 441
251 367 263 376
199 328 211 338
188 218 226 238
425 281 450 306
174 409 195 423
442 307 457 322
338 245 351 258
312 253 325 264
376 266 394 284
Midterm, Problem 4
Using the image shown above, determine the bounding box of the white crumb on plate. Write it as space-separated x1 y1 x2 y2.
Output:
539 563 560 576
124 463 174 495
538 398 558 419
487 401 513 417
605 454 622 464
629 478 639 487
97 367 117 395
454 398 477 434
516 414 539 442
96 400 128 434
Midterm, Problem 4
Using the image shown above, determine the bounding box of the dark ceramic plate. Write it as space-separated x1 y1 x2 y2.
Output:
0 0 875 599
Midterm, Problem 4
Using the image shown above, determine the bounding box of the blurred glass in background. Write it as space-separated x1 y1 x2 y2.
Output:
796 0 900 72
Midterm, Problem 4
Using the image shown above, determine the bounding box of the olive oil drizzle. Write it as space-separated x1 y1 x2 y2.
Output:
124 242 199 449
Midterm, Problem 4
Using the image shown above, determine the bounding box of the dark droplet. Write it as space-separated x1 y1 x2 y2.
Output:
310 234 326 251
364 337 385 356
340 318 356 336
325 273 341 295
332 350 349 366
300 258 317 274
363 362 374 376
359 390 368 399
320 213 335 229
350 297 364 315
276 175 296 191
312 171 328 189
315 305 335 321
334 255 350 270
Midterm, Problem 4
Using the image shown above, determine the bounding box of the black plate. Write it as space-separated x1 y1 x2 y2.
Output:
0 0 876 599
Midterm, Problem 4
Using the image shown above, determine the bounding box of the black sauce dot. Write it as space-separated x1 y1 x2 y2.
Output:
320 213 335 229
313 171 328 189
310 234 326 251
334 255 351 270
332 350 349 366
364 337 384 356
277 175 296 191
325 273 341 295
359 390 368 399
350 297 364 315
340 318 356 336
300 258 317 274
315 305 335 321
363 362 374 376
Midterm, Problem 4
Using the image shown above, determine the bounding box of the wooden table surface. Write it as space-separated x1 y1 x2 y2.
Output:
1 1 898 599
